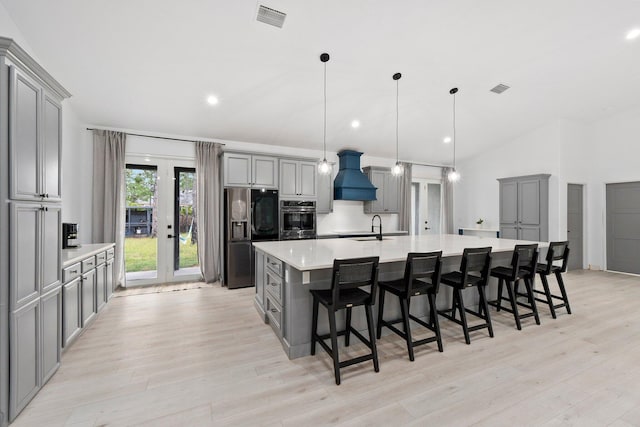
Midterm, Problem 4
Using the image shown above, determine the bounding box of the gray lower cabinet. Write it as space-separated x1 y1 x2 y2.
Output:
62 277 82 347
40 287 61 384
81 269 96 326
96 263 106 312
255 250 265 316
106 258 114 300
363 167 400 214
498 174 550 241
9 299 40 420
255 249 285 338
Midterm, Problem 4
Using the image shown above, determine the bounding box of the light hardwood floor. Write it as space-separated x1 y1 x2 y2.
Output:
12 270 640 426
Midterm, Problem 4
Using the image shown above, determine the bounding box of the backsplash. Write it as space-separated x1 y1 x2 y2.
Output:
316 200 400 234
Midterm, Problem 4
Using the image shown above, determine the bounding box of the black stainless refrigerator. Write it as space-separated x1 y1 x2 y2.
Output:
224 188 278 288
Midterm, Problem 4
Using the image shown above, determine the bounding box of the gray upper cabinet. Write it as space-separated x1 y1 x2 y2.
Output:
280 160 317 199
11 203 39 308
42 93 62 201
498 174 550 242
223 152 278 188
9 67 62 202
363 167 400 214
316 167 334 214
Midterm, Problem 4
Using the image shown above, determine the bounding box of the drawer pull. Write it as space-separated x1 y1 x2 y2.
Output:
69 270 78 274
271 308 278 313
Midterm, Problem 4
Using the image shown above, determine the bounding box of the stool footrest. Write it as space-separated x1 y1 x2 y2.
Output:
532 289 566 301
339 354 374 368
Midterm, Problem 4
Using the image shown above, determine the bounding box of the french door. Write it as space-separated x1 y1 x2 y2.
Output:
124 156 200 286
411 179 442 235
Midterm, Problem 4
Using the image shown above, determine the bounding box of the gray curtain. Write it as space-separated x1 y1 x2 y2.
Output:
92 130 127 287
195 141 222 283
442 167 454 234
398 162 412 232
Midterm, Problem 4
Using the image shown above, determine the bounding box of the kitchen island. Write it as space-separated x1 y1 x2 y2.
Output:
253 234 547 359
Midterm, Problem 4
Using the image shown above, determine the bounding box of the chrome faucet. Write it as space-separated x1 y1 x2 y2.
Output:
371 215 383 241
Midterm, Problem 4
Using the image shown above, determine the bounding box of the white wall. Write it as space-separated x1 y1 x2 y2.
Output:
0 3 37 59
455 121 562 233
61 106 93 243
455 109 640 271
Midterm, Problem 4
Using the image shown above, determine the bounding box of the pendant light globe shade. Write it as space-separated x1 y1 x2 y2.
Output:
318 159 331 174
391 162 403 176
318 52 332 175
448 169 460 182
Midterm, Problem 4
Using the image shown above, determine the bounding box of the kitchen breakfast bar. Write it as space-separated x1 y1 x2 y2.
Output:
253 234 548 360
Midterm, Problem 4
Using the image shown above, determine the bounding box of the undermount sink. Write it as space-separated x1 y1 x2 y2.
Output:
350 237 393 242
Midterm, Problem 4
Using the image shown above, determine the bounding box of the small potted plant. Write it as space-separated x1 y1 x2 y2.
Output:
476 218 484 228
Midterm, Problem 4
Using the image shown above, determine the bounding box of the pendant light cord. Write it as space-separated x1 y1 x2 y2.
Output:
396 78 399 163
452 91 456 170
323 61 327 160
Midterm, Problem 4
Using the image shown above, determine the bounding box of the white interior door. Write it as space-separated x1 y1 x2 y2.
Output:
412 179 442 236
124 155 200 286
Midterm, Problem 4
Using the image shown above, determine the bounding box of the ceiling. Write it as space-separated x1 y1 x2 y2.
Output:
2 0 640 164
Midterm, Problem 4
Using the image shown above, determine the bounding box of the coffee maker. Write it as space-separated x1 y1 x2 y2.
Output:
62 223 79 248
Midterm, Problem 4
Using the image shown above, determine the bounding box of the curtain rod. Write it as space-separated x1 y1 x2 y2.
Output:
86 128 226 145
400 159 451 169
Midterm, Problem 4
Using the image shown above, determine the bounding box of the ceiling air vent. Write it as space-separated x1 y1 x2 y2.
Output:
490 84 510 94
256 5 286 28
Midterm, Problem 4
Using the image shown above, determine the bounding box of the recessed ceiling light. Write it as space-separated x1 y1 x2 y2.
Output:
206 95 219 105
443 136 452 144
351 120 360 128
626 28 640 40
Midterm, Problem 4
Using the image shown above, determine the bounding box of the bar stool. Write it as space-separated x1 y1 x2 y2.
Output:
437 247 493 345
534 241 571 318
310 256 380 385
489 244 540 330
376 251 443 361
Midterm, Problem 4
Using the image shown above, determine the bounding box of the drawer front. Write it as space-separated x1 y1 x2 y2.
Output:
265 255 282 277
106 247 115 260
265 269 282 303
96 251 107 265
81 256 96 273
265 295 282 337
63 262 81 283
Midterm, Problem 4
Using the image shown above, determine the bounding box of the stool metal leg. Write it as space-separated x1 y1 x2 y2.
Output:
310 297 319 355
525 277 540 325
478 285 494 338
506 280 522 330
496 278 504 311
327 307 341 385
376 288 386 339
400 297 414 361
539 273 557 319
345 307 352 346
455 288 471 345
555 271 572 314
364 305 380 372
429 293 444 352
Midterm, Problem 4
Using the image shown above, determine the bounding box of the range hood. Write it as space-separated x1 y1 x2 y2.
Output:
333 150 377 201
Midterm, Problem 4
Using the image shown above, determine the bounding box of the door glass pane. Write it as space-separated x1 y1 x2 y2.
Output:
125 164 158 283
175 168 199 276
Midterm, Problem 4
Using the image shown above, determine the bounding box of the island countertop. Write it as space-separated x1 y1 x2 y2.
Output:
252 234 547 271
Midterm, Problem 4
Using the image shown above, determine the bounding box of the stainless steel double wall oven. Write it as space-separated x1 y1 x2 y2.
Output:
280 200 317 240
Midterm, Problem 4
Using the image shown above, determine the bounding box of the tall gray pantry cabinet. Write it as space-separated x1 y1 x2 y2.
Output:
498 174 550 242
0 38 71 425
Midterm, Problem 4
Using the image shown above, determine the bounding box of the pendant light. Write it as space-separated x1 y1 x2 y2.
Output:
318 53 331 175
391 72 403 176
447 87 461 182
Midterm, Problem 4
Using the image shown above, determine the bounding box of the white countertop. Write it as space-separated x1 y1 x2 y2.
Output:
62 243 115 267
253 234 548 271
317 230 409 238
